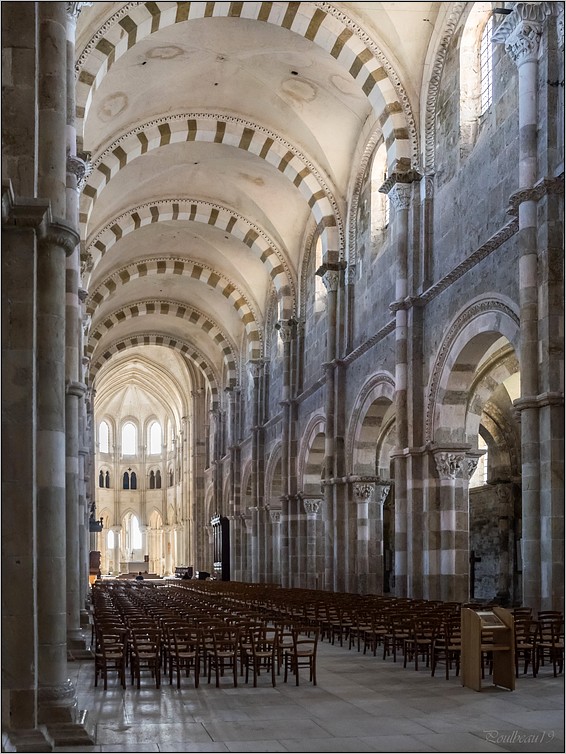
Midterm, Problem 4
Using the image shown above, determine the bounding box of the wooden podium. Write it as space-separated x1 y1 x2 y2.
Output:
461 606 515 691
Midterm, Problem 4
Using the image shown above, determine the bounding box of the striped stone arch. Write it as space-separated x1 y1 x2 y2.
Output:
465 348 519 446
86 198 296 318
89 332 223 401
86 298 239 386
76 2 414 171
79 113 342 259
347 372 395 475
297 415 326 495
85 256 262 359
426 296 520 445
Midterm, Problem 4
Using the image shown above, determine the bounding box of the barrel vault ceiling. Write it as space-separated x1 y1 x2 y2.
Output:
76 1 440 414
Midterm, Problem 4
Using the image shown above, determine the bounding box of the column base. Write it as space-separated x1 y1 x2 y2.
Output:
37 681 77 725
45 710 95 747
79 609 90 628
1 727 54 753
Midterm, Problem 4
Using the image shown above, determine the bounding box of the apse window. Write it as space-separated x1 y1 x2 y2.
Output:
122 422 136 455
99 420 109 453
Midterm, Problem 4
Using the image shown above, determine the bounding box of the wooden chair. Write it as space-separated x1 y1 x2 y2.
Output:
535 619 564 677
130 628 161 688
284 626 319 686
403 616 440 671
431 617 461 680
244 626 278 687
208 627 240 687
514 619 538 677
169 626 201 689
94 628 127 690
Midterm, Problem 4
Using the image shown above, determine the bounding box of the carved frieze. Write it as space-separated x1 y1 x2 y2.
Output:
434 451 467 480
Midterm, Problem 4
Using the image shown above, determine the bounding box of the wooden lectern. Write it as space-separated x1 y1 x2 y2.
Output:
461 606 515 691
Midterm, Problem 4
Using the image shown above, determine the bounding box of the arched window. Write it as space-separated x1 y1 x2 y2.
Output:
169 468 174 487
130 471 137 490
130 514 142 550
105 470 110 488
479 15 494 114
470 435 489 488
370 141 389 232
149 421 162 454
99 421 109 453
107 529 114 549
149 470 155 490
460 4 494 156
314 236 325 314
99 470 104 488
122 422 136 455
156 470 161 489
123 471 130 490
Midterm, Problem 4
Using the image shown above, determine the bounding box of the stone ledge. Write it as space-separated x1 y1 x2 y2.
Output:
44 711 95 747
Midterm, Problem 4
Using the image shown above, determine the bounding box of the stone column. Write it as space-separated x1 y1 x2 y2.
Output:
432 447 470 603
353 483 371 595
494 1 557 611
64 4 87 641
269 509 281 584
495 483 514 606
111 525 121 576
2 190 46 738
303 499 323 589
382 176 411 596
275 320 293 586
318 265 341 590
249 506 259 582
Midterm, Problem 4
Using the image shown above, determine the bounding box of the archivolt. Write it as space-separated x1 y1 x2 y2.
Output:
85 256 262 359
85 197 295 317
86 298 239 387
79 113 342 258
76 1 412 171
89 331 223 399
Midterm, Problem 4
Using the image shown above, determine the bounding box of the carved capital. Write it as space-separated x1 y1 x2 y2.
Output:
506 20 544 64
303 498 322 516
66 155 88 191
376 483 391 506
39 219 80 257
320 269 340 292
269 509 282 524
493 3 555 64
247 358 268 379
275 318 297 343
387 183 412 211
66 2 93 21
352 483 374 503
433 450 467 480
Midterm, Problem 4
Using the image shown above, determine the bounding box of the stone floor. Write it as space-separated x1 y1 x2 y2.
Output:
57 637 564 753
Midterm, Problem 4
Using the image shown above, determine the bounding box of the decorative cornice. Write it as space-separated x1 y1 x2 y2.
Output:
379 170 422 196
342 320 396 365
507 173 565 214
423 3 467 173
514 391 564 411
420 217 519 305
